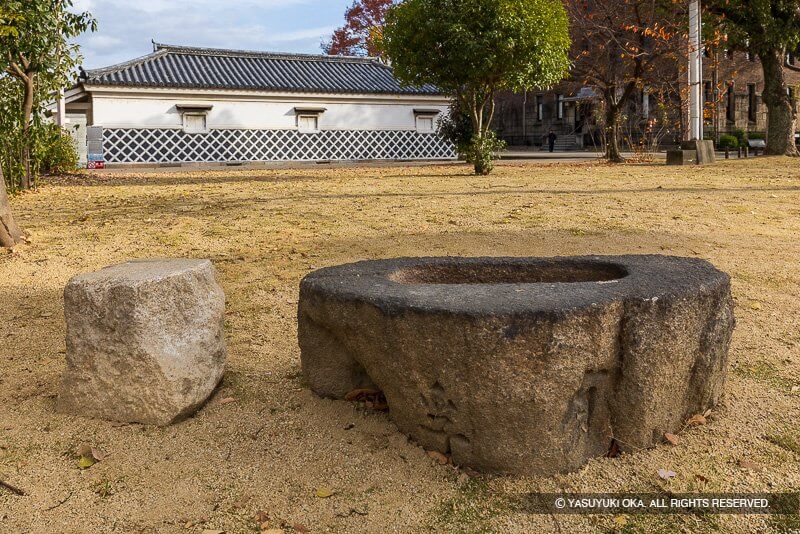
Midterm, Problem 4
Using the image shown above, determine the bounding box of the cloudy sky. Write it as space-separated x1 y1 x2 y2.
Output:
71 0 353 69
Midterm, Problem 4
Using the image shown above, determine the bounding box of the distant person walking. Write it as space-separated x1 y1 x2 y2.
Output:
547 129 558 153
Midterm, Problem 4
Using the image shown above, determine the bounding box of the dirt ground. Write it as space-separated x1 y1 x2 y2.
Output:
1 158 798 533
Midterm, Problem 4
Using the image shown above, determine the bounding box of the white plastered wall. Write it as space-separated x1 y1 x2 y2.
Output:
86 88 451 131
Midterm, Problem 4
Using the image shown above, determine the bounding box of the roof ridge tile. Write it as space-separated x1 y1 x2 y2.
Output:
153 42 381 64
81 43 443 97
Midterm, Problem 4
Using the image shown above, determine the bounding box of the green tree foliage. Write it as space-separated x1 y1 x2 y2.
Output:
706 0 800 156
0 75 69 189
0 0 95 190
382 0 571 174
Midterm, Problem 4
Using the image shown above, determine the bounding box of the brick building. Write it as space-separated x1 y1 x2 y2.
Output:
494 49 800 150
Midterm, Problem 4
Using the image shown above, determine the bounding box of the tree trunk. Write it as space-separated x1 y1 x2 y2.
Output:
604 100 625 163
468 92 497 175
0 167 25 248
760 48 799 157
20 74 35 189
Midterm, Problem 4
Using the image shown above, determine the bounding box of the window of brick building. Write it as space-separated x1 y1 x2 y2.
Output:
748 84 757 123
536 95 543 121
726 83 736 123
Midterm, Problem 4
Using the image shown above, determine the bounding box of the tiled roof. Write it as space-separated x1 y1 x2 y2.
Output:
80 43 443 96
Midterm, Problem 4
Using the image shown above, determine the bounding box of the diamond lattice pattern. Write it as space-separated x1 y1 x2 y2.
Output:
103 128 456 163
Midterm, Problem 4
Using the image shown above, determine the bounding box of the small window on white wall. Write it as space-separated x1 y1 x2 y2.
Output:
183 113 207 134
416 115 434 132
298 115 319 132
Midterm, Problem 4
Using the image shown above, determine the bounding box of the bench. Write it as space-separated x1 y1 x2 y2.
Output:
748 139 766 156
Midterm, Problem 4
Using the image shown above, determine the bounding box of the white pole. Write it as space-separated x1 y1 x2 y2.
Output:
55 88 66 128
689 0 703 140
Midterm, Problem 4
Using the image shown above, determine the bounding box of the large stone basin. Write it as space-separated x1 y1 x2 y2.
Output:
298 256 735 476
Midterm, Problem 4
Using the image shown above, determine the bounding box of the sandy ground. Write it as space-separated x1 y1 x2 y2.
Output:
0 159 798 533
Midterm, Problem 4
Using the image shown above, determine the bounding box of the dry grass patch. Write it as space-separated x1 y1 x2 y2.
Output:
0 158 799 533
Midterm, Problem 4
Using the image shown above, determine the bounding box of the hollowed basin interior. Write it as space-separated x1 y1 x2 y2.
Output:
390 262 628 285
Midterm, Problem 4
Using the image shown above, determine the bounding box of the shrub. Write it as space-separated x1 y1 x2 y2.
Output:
437 105 474 159
718 134 739 150
732 128 748 146
747 131 766 140
438 103 506 173
38 124 78 175
465 132 506 176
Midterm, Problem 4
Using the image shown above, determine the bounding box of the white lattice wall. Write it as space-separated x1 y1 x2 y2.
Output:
103 128 456 163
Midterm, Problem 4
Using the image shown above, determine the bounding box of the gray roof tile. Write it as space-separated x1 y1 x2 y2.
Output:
81 43 442 96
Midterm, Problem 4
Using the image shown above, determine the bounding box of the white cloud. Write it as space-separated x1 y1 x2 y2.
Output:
267 25 337 43
70 0 94 12
73 0 345 68
96 0 312 15
84 34 122 52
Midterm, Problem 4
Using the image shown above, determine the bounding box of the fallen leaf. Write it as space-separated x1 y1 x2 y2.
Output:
77 456 96 470
254 511 270 524
658 469 677 480
703 409 713 418
664 433 680 446
344 388 389 412
687 414 707 426
315 487 334 498
292 523 309 533
606 440 621 458
261 530 283 534
201 530 225 534
791 386 800 393
91 447 106 462
750 302 762 310
426 450 449 465
232 495 250 509
75 443 106 469
219 397 237 405
462 466 480 478
739 460 761 471
344 388 380 402
613 515 628 527
695 474 709 483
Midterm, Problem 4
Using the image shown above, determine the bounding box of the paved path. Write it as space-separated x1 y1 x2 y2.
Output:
91 149 767 174
499 150 665 163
